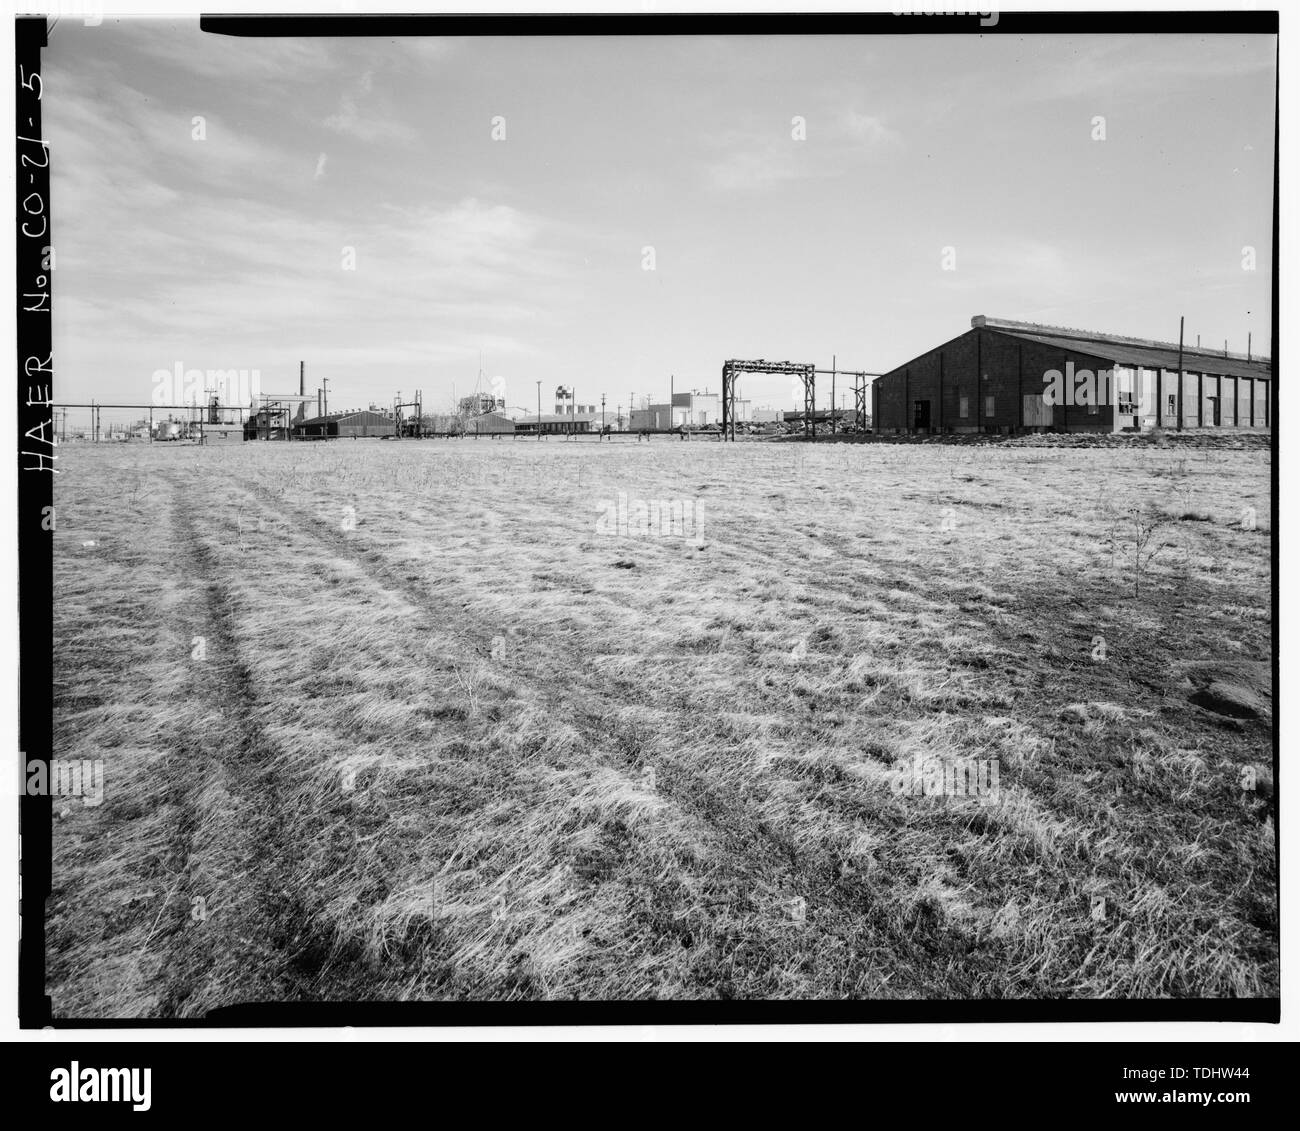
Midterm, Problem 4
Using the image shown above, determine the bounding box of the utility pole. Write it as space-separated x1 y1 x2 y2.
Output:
831 355 836 435
322 378 329 439
601 393 606 438
536 380 542 440
1177 316 1184 432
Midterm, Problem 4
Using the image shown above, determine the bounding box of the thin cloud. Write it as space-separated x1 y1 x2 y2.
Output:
702 108 900 193
841 110 899 146
323 68 418 144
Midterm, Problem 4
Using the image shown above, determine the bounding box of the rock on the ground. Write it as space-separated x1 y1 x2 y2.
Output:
1190 680 1268 719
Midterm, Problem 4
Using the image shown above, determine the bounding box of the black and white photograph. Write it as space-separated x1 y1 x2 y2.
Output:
8 3 1288 1064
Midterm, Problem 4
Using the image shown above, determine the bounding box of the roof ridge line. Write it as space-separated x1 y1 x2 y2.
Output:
972 315 1271 364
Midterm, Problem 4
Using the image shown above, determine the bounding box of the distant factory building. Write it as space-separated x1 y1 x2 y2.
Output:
873 315 1272 434
628 390 744 430
514 413 599 435
629 403 672 431
673 389 750 427
294 409 395 439
465 411 515 435
672 390 722 426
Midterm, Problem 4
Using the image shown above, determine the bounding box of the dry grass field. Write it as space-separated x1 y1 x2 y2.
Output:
47 435 1275 1014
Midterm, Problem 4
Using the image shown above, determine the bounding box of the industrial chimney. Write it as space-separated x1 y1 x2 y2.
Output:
300 360 305 397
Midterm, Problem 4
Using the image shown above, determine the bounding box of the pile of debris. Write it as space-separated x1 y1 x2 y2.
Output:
863 430 1270 451
1006 430 1270 451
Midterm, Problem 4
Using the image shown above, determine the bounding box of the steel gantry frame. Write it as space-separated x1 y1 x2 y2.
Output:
721 359 881 440
722 359 815 441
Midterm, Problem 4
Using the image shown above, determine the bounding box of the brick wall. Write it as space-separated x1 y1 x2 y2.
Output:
875 329 1117 433
875 328 1271 434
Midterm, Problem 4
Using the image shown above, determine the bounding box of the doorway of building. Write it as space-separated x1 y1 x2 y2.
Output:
913 400 931 431
1022 393 1052 428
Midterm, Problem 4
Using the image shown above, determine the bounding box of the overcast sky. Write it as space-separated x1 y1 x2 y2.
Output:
44 22 1276 415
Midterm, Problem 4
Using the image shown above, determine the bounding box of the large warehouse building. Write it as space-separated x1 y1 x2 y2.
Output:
873 316 1272 434
293 408 396 439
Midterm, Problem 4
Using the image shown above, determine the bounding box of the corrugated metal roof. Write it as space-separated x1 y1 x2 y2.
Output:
985 327 1272 381
298 410 394 426
516 413 601 424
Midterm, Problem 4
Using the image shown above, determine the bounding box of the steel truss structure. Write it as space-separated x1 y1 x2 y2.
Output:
255 392 316 440
855 376 870 433
394 390 423 438
721 359 815 441
257 401 293 440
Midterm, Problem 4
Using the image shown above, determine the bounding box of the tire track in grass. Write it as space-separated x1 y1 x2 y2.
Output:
154 474 351 1013
48 465 200 1017
232 480 741 995
198 476 724 999
236 477 933 998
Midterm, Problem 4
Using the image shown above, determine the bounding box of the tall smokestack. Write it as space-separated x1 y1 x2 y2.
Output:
317 389 322 419
1248 333 1252 361
300 360 305 397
